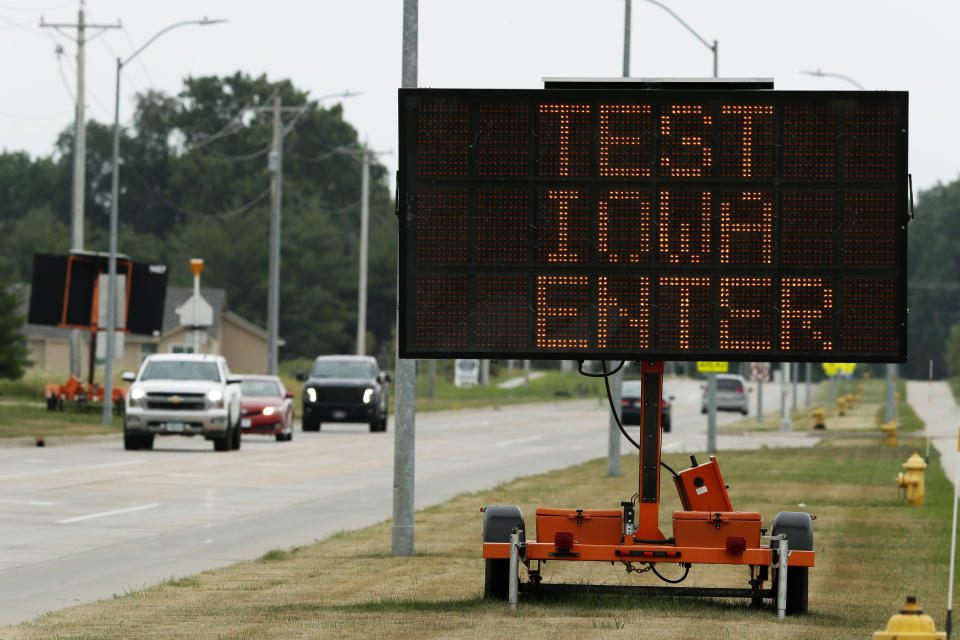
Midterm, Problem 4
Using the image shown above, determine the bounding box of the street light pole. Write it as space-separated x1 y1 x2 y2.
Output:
101 17 226 425
632 0 718 78
800 68 864 90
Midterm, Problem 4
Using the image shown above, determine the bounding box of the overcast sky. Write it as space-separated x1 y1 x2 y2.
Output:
0 0 955 195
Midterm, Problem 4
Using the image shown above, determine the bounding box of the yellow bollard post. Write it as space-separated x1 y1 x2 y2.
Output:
895 451 927 506
846 393 856 410
837 398 847 417
812 407 826 430
881 421 897 447
873 596 945 639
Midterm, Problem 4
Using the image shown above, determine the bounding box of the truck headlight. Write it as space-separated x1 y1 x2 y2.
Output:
306 388 317 403
362 388 374 404
129 387 146 408
207 388 224 408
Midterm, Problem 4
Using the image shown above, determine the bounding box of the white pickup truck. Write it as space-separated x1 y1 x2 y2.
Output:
121 353 243 452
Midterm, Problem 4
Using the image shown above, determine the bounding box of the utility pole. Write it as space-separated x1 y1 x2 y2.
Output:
267 96 283 375
41 2 119 377
393 0 418 558
356 145 370 355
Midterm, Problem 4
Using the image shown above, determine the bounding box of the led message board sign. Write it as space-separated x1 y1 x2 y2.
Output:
397 88 908 362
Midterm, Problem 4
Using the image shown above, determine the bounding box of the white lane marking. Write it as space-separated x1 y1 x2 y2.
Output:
496 435 543 448
204 539 215 544
57 502 160 524
662 441 683 452
0 499 58 506
0 459 140 480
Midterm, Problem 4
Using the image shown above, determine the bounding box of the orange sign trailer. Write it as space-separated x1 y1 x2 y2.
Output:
481 361 815 617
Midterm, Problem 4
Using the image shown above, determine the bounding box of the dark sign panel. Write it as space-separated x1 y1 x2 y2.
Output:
28 253 167 336
398 88 909 362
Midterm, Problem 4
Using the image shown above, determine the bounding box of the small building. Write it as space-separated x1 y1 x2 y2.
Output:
19 285 274 375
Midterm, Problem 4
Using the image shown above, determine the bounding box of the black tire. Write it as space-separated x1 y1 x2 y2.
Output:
662 417 671 433
771 511 813 615
141 434 154 450
124 431 140 451
484 559 511 600
482 505 524 600
302 414 320 431
700 407 707 414
231 424 242 450
214 434 230 451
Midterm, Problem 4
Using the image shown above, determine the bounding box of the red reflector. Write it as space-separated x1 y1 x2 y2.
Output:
735 387 744 393
621 398 630 406
725 535 747 555
555 531 574 550
661 399 670 408
643 551 653 557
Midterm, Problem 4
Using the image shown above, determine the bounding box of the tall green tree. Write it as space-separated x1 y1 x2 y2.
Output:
0 279 30 380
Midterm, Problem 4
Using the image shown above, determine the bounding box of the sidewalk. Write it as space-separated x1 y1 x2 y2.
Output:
907 380 960 484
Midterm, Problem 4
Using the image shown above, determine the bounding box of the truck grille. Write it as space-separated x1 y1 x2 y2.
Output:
146 392 206 411
312 386 365 403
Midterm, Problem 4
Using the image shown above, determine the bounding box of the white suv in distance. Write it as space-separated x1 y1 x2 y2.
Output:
122 354 242 451
700 373 750 415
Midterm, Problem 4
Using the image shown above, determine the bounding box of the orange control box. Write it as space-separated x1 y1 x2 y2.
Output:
536 508 622 545
673 455 734 512
672 511 762 548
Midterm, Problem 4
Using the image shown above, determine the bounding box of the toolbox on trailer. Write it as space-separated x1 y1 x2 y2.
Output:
672 510 762 549
536 508 622 545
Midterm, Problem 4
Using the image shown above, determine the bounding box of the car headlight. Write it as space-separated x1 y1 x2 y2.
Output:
362 388 375 404
306 388 317 403
262 406 276 416
128 387 146 408
207 388 224 408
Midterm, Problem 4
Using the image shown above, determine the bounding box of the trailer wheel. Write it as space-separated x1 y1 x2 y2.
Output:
771 511 814 615
482 505 524 600
484 559 512 600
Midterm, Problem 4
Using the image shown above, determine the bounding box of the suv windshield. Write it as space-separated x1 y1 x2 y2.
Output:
140 360 222 382
310 360 375 379
241 380 281 396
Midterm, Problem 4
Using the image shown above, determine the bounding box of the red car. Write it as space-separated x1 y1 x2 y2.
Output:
239 375 295 442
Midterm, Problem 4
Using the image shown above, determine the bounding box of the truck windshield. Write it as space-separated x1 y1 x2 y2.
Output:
140 361 222 382
310 360 375 379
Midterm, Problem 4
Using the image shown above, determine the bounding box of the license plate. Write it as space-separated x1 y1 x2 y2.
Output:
332 410 347 419
165 422 185 432
241 418 251 427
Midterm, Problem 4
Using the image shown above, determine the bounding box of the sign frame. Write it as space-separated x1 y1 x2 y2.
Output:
397 86 909 363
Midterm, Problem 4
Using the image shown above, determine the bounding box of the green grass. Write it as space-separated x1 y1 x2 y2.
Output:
9 427 957 639
0 403 123 439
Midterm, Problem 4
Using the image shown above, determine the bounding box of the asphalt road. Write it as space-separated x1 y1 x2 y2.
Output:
0 376 809 626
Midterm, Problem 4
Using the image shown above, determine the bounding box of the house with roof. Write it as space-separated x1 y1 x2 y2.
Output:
19 285 274 375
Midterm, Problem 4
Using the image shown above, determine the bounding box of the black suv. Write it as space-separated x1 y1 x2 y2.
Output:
298 355 391 432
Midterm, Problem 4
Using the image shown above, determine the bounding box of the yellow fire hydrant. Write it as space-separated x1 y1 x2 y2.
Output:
846 394 856 410
896 451 927 506
881 421 897 447
812 407 826 430
837 398 847 416
873 596 945 639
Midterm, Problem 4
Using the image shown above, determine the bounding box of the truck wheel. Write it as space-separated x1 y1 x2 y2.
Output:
482 505 524 600
662 417 671 433
141 434 154 450
214 434 230 451
231 424 242 450
771 511 814 615
124 430 140 451
302 416 320 432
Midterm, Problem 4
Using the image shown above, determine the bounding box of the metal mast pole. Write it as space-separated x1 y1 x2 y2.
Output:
622 0 631 78
356 146 370 355
393 0 418 558
267 96 283 375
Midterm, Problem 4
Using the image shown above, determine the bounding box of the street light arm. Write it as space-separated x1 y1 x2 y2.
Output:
640 0 714 52
122 17 226 68
800 69 864 90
